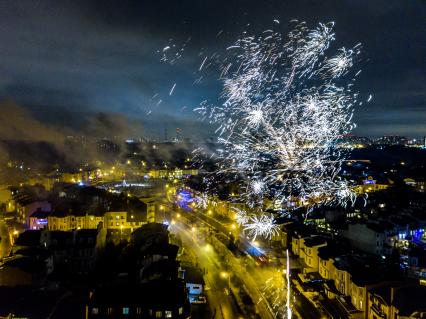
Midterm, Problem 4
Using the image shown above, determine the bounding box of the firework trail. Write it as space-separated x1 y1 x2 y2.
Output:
259 249 292 318
261 276 286 318
286 249 292 319
196 21 361 238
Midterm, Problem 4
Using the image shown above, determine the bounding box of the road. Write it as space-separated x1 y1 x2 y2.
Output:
169 204 276 319
0 220 11 259
167 198 323 319
170 220 244 319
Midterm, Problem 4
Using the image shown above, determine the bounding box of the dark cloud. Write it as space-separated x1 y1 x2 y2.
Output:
85 112 143 139
0 0 425 138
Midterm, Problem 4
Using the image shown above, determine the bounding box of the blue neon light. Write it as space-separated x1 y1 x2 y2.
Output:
36 219 48 225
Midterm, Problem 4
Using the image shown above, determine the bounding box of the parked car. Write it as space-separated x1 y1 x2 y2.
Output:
192 295 207 304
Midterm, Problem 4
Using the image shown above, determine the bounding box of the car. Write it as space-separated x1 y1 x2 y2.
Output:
192 295 207 304
254 254 269 266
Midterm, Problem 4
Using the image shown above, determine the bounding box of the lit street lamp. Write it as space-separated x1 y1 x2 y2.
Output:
220 271 231 293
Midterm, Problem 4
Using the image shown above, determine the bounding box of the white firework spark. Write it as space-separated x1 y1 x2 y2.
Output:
244 214 280 240
233 207 250 226
250 180 265 195
196 193 209 209
197 21 361 224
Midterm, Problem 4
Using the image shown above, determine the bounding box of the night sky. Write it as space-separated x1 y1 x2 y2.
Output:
0 0 425 139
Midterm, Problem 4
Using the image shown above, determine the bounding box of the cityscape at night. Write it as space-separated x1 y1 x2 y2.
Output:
0 1 425 318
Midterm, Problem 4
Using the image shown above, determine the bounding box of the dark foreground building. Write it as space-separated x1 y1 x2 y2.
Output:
86 280 191 319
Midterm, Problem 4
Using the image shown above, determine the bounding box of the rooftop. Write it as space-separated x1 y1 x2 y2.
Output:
183 267 204 285
304 236 327 248
15 230 41 247
89 280 189 309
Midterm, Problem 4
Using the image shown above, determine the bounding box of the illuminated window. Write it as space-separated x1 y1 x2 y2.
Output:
136 307 142 315
165 310 172 318
107 308 113 315
178 307 183 315
116 222 119 226
122 307 129 315
156 310 162 318
91 308 99 315
116 216 119 220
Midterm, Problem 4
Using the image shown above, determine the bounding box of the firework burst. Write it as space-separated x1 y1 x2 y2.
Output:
197 21 361 235
244 214 280 240
195 193 209 209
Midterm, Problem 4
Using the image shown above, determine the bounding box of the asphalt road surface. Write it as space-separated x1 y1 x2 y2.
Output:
171 221 244 319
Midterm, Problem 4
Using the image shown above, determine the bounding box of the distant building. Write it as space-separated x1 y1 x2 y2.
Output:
17 200 51 227
44 210 145 232
342 223 395 256
327 255 393 314
148 168 198 179
104 211 147 232
29 209 49 230
374 136 408 146
301 237 328 271
337 135 372 148
86 281 191 319
368 283 426 319
353 177 390 195
291 229 312 257
403 178 426 193
140 198 156 223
